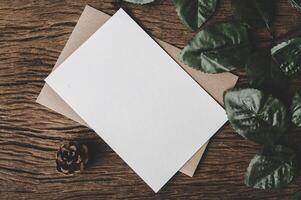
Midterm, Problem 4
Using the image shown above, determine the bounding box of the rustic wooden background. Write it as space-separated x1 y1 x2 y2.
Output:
1 0 301 199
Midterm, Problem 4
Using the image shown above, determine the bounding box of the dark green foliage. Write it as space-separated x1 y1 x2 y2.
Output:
291 91 301 127
231 0 275 31
289 0 301 12
173 0 217 31
271 38 301 77
180 22 250 73
245 49 289 94
224 88 289 144
245 145 297 190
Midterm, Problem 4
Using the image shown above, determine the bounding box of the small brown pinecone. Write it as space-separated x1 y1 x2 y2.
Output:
56 141 88 174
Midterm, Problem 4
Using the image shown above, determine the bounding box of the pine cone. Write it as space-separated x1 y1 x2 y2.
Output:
56 141 88 174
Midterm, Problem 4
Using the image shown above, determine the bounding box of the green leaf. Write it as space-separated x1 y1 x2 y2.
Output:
271 38 301 77
180 22 250 73
231 0 275 31
122 0 155 4
292 190 301 200
246 49 288 94
224 88 289 144
245 145 297 190
291 91 301 127
173 0 218 31
289 0 301 12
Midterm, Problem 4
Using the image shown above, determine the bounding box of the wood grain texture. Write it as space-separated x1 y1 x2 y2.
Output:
1 0 301 199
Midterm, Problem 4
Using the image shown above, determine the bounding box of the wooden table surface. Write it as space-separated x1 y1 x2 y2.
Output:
1 0 301 199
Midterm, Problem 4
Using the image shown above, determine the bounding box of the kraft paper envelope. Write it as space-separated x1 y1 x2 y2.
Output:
45 8 231 192
36 5 238 177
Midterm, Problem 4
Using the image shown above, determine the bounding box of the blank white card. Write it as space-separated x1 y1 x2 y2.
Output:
46 9 227 192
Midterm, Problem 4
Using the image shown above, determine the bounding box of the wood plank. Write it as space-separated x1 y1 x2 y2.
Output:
1 0 301 199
